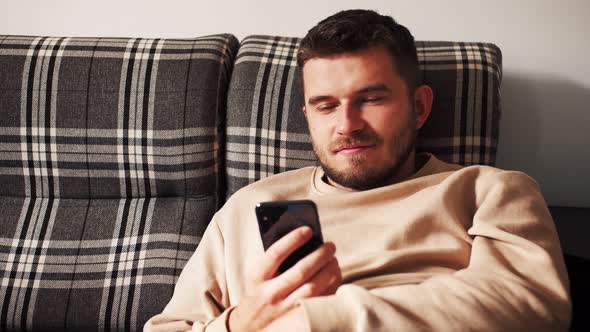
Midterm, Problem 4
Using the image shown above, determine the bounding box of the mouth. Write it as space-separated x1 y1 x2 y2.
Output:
333 144 376 155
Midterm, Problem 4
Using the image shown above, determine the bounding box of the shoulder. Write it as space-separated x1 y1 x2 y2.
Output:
460 164 540 188
231 166 317 200
423 155 545 203
215 167 318 223
424 151 539 188
449 164 544 204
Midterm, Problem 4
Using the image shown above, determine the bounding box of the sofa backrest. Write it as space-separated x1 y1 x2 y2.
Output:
0 35 238 201
0 32 502 331
0 34 239 332
224 35 502 197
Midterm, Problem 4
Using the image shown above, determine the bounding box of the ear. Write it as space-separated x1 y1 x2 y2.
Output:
413 84 433 130
302 105 307 115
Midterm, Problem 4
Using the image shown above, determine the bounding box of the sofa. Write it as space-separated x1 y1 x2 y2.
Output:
0 33 503 331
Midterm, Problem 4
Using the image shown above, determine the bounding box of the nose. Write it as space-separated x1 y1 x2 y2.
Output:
336 103 365 136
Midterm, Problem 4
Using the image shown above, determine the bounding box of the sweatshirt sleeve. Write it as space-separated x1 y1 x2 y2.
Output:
298 171 571 331
144 216 233 332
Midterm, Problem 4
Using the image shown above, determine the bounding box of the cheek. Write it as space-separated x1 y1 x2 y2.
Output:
366 112 396 134
373 105 412 129
309 127 328 146
308 116 333 139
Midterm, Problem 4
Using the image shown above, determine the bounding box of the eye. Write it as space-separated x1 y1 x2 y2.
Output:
316 103 338 112
362 96 384 104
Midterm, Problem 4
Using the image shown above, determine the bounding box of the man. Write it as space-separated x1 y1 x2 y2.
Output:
145 9 571 331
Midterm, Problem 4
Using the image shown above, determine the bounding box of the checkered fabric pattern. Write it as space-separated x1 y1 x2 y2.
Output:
225 35 502 197
0 196 214 332
0 34 239 199
0 35 239 331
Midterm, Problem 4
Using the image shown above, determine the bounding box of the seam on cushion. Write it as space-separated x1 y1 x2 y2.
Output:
0 194 215 201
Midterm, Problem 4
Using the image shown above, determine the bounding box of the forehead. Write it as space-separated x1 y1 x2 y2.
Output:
301 46 403 97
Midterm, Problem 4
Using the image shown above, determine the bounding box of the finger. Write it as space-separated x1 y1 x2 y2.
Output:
150 313 194 325
283 257 342 307
270 242 336 298
149 319 193 332
256 226 313 280
310 256 342 296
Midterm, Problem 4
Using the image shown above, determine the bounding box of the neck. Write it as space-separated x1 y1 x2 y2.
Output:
326 150 419 192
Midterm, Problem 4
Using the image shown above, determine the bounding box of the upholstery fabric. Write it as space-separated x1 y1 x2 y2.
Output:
0 35 239 199
0 196 214 332
225 35 502 197
0 32 503 331
0 35 239 331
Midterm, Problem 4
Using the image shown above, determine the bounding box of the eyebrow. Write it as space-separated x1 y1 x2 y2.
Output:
307 95 333 105
307 83 391 105
356 83 391 95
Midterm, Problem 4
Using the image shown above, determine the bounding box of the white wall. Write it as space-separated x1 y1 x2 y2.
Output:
2 0 589 207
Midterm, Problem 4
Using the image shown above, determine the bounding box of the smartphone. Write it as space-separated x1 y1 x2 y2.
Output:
255 199 324 274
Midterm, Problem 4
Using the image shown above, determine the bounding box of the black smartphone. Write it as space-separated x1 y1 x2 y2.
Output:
255 199 324 275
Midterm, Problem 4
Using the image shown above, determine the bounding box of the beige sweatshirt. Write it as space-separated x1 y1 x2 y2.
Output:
144 154 571 331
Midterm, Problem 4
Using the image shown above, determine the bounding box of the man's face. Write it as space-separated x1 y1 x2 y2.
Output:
302 46 418 191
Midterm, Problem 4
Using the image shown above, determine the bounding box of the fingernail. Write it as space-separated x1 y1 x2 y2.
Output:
300 226 313 236
328 242 336 253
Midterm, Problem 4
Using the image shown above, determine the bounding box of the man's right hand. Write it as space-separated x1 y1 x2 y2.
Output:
228 226 341 332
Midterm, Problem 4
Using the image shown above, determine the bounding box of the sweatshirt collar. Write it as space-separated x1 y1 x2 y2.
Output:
311 153 443 195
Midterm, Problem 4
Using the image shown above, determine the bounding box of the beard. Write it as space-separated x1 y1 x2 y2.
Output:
312 111 417 191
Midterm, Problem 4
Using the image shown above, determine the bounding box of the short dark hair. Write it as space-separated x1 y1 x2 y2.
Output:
297 9 419 91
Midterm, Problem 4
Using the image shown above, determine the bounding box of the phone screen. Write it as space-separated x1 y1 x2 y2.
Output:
255 200 323 274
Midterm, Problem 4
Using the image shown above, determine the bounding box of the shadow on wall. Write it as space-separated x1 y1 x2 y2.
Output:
496 72 590 208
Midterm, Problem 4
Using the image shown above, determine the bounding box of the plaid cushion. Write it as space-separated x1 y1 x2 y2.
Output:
0 196 213 331
225 35 502 196
0 34 239 331
0 34 239 199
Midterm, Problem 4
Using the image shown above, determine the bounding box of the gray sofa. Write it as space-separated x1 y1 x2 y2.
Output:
0 34 501 331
